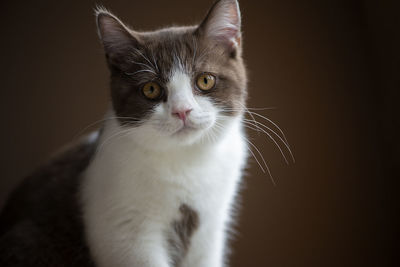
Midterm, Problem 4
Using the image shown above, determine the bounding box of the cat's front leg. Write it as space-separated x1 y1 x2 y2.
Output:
182 227 227 267
120 238 172 267
88 221 172 267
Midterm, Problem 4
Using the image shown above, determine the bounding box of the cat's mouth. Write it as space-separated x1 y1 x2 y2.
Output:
173 124 197 136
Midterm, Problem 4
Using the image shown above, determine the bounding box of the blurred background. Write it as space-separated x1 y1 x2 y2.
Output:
0 0 399 266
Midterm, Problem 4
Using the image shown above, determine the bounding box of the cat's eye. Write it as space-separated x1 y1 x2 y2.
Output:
196 73 216 91
142 82 162 100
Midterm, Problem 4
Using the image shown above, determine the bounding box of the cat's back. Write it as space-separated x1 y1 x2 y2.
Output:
0 133 99 267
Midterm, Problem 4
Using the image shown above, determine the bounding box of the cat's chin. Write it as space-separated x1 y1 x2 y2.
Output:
169 126 205 146
172 124 197 136
156 119 213 145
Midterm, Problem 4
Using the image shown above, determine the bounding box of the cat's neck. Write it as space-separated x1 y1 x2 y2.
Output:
83 110 245 187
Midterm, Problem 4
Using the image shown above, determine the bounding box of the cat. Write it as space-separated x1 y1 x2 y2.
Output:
0 0 248 266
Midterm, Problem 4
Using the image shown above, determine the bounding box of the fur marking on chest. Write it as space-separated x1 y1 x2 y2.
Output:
168 204 199 267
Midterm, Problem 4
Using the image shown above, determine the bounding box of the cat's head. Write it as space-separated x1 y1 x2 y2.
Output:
96 0 247 149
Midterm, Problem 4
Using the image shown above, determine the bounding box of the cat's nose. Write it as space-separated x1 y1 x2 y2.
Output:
172 108 192 122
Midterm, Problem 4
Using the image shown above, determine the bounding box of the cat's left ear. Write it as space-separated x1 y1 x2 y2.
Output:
95 7 141 65
197 0 242 53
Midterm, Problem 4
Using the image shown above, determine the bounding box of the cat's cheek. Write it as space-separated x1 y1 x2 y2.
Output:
192 95 217 113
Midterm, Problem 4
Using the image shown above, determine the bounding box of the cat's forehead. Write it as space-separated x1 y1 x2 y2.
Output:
135 28 193 71
139 26 197 53
132 26 224 76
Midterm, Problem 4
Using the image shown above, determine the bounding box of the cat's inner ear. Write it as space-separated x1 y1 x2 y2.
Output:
197 0 241 52
96 9 139 61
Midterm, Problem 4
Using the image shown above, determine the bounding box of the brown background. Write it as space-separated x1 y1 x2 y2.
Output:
0 0 399 266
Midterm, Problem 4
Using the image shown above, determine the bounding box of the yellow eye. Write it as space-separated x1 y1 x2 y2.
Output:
196 73 216 91
142 82 162 100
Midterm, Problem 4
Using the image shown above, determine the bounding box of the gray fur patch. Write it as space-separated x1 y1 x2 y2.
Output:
168 204 200 267
0 133 99 266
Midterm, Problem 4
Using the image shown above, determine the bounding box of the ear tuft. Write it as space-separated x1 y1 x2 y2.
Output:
95 6 138 59
198 0 241 50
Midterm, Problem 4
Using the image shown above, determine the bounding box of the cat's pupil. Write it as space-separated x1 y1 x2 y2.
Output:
203 78 208 84
150 86 154 93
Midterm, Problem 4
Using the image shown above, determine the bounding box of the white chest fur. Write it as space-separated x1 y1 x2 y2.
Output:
81 117 247 267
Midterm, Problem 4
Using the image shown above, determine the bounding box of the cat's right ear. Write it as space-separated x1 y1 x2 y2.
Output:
196 0 242 55
95 7 140 64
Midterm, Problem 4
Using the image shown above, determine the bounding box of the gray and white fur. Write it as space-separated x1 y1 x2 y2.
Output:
0 1 248 266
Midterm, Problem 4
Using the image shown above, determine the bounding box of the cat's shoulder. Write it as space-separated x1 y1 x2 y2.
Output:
0 131 99 228
0 132 99 267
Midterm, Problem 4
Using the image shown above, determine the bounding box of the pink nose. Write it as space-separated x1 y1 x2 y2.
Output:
172 108 192 121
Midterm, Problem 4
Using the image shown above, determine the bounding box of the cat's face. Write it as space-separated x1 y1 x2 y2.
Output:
97 0 246 148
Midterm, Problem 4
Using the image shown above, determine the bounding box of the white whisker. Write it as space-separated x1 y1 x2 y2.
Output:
151 53 159 72
73 116 143 141
126 69 157 76
244 137 275 185
218 106 295 163
243 119 293 164
128 59 156 73
96 128 133 153
247 111 290 146
132 48 157 72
